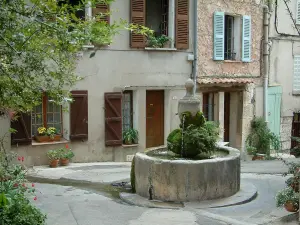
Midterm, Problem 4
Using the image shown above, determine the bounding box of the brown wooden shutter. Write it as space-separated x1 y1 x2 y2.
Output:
105 92 123 146
92 3 110 24
175 0 189 49
70 90 88 141
130 0 146 48
11 112 32 145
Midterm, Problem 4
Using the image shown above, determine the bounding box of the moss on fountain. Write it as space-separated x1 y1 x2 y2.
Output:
167 110 219 158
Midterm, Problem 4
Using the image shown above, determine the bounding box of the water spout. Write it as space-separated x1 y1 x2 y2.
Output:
181 114 186 158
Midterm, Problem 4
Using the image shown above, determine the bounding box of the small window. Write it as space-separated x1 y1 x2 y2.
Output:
57 0 85 21
122 91 133 132
224 15 235 60
146 0 169 36
31 95 62 136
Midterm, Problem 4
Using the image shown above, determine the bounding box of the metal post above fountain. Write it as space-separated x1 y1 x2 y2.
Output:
178 78 201 116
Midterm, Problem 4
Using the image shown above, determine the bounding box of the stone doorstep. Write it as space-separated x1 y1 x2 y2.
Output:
119 180 257 209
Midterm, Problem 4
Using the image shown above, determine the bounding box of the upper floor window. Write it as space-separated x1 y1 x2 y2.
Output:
130 0 189 50
214 12 251 62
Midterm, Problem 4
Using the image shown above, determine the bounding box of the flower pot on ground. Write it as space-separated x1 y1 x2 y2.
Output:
59 144 75 166
284 201 299 212
123 128 139 145
47 149 60 168
276 187 299 212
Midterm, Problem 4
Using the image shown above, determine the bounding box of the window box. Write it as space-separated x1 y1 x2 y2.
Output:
35 134 61 143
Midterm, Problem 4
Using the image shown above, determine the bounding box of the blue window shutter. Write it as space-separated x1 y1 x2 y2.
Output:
242 15 251 62
297 0 300 25
293 55 300 94
214 12 225 61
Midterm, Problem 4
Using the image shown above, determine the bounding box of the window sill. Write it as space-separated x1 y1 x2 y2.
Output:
122 144 139 148
224 60 243 63
145 47 177 51
32 139 69 146
292 91 300 96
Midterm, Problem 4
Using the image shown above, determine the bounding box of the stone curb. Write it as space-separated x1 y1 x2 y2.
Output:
120 180 257 209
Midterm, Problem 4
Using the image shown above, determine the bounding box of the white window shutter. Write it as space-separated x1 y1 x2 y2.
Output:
297 0 300 25
213 12 225 61
293 55 300 94
242 15 251 62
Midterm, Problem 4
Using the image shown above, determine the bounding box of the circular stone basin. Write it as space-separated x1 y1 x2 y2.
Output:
134 144 240 202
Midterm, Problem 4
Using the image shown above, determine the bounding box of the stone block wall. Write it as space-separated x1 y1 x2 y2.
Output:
280 116 293 151
197 0 263 77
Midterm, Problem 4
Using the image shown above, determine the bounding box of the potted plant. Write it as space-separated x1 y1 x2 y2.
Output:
276 187 299 212
35 127 61 142
46 149 60 168
286 176 299 192
123 128 139 145
59 144 75 166
146 34 171 48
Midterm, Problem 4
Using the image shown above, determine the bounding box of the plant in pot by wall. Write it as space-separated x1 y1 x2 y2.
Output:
123 128 139 145
59 144 75 166
246 117 281 160
147 34 171 48
46 149 60 168
276 187 299 212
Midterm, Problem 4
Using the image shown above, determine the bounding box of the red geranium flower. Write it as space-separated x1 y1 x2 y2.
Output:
33 196 37 201
17 156 21 161
32 183 35 187
13 183 18 187
65 144 69 149
21 156 24 162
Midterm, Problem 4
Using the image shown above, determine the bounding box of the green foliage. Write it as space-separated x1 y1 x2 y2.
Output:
0 153 46 225
46 149 60 160
179 111 206 129
290 136 300 157
147 34 171 48
59 148 75 160
0 0 152 113
275 187 299 208
246 117 281 156
130 156 136 193
167 111 219 158
123 128 139 144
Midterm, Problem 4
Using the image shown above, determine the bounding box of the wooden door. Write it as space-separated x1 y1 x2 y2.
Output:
292 113 300 148
146 90 164 148
224 92 230 142
268 86 282 136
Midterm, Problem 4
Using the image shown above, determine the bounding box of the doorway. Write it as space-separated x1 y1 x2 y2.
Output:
224 92 230 142
146 90 164 148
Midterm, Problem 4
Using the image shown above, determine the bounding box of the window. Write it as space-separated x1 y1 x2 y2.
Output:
31 95 62 136
122 91 133 132
202 93 215 121
214 12 251 62
58 0 85 20
293 55 300 94
224 15 235 60
130 0 189 49
146 0 169 36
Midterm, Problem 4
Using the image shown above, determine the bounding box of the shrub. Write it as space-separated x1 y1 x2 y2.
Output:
246 117 280 156
275 187 299 208
167 111 219 158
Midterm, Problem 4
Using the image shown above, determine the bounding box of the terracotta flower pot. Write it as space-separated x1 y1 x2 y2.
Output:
284 201 299 212
49 159 59 168
60 158 69 166
35 135 61 143
252 155 264 161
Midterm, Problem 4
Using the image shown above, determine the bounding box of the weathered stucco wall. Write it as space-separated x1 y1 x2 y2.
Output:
9 0 194 166
268 0 300 150
197 0 263 77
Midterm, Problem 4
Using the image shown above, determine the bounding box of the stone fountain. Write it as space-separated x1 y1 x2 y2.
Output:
134 79 240 202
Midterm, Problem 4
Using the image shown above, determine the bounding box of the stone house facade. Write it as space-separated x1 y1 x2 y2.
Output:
1 0 196 166
263 0 300 151
195 0 264 157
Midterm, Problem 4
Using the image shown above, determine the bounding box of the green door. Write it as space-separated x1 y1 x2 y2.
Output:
268 86 282 136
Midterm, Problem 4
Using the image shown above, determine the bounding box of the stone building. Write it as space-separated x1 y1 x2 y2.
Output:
1 0 195 166
195 0 264 157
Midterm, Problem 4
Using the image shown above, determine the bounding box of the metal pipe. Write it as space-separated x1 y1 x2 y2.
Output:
193 0 198 95
169 0 175 48
262 4 269 122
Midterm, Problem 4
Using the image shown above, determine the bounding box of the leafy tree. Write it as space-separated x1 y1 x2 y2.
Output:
0 0 151 114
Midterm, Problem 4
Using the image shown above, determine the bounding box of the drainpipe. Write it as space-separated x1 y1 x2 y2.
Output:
193 0 198 96
262 4 270 122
